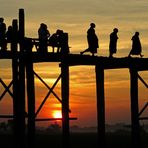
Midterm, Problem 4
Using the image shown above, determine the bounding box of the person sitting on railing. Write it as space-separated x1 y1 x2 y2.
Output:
22 37 33 53
48 29 61 53
6 25 13 50
6 25 13 43
56 30 69 54
38 23 50 52
48 29 69 54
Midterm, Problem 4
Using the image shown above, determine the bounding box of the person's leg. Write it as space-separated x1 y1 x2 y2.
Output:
80 48 89 55
140 53 144 57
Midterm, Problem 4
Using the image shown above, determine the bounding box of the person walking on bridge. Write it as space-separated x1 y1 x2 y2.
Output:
128 32 143 57
80 23 99 56
109 28 118 58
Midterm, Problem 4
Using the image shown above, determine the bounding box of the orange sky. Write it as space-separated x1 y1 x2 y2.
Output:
0 0 148 127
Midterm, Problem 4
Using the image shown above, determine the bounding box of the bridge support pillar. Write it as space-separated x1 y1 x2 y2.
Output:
95 65 105 148
12 19 26 148
61 61 70 148
26 52 35 148
130 68 140 148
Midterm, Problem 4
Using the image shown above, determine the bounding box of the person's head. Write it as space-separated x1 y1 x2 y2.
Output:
40 23 47 29
8 26 12 31
90 23 96 28
113 28 118 33
135 32 139 36
56 29 63 34
0 17 4 23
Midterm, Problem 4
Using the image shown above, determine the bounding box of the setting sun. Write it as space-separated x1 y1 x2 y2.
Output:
52 110 62 118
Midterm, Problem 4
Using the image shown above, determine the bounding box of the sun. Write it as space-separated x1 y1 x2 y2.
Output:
52 110 62 118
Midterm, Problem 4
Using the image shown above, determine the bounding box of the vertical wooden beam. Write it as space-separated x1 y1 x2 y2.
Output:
18 9 25 108
26 50 35 148
12 19 25 148
130 68 140 148
61 61 70 148
19 8 25 48
12 19 19 148
95 64 105 148
18 8 26 147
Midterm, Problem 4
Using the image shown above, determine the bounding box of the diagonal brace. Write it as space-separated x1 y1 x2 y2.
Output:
0 79 13 100
34 71 62 103
34 72 62 117
138 74 148 88
138 102 148 117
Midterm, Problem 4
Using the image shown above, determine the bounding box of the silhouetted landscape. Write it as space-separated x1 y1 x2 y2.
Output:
0 122 148 148
0 130 148 148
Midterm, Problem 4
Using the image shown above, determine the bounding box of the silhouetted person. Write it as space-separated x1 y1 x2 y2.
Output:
48 29 61 52
58 30 69 54
49 29 69 54
109 28 118 57
80 23 99 56
0 17 7 51
6 25 13 43
128 32 143 57
23 37 33 53
38 23 50 52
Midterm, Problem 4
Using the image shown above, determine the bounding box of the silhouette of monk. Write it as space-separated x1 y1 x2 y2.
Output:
128 32 143 57
38 23 50 52
109 28 118 58
80 23 99 56
23 37 33 53
6 25 13 43
58 30 69 54
48 29 61 53
0 17 7 51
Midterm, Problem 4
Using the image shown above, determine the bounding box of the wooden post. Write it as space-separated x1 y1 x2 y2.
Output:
61 61 70 148
26 51 35 148
95 64 105 148
130 68 140 148
12 19 19 148
12 19 25 148
19 8 25 46
18 8 26 147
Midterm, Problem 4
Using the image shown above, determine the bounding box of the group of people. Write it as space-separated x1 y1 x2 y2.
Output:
0 18 70 54
0 18 144 57
0 17 14 51
37 23 69 54
81 23 143 58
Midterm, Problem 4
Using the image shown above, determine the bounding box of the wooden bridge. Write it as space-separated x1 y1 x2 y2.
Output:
0 9 148 148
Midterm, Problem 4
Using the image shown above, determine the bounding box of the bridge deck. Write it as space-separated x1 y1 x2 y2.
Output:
0 51 148 71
